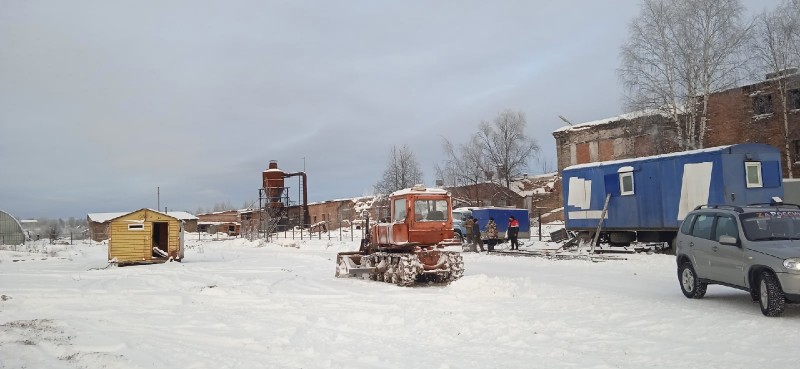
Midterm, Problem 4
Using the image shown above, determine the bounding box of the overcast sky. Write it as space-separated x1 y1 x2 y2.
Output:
0 0 781 219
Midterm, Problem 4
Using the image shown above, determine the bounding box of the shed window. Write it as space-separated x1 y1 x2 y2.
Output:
619 171 634 196
745 162 763 188
128 224 144 230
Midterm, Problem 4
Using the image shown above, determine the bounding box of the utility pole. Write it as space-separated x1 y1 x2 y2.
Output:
157 187 160 210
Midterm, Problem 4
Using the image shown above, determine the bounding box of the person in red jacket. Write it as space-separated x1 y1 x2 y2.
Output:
507 215 520 250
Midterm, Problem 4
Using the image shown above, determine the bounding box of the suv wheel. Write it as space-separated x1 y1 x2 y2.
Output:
454 230 463 243
678 261 707 299
758 271 786 317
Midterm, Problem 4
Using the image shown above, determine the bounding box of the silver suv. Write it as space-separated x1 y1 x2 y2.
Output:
675 198 800 317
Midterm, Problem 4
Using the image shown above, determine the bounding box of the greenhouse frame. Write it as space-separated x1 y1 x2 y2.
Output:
0 210 25 245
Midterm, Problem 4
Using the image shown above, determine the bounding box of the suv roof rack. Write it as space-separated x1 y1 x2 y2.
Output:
746 202 800 210
692 204 744 213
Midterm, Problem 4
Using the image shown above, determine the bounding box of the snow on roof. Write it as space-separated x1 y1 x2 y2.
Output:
198 221 239 226
553 109 669 134
564 145 735 171
87 212 128 223
391 186 449 197
88 210 198 223
506 172 558 197
167 211 198 220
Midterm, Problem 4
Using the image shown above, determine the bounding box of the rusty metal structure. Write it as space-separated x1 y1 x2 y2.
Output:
335 185 464 286
258 160 309 238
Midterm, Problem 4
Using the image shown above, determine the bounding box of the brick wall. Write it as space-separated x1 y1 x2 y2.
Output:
307 200 353 229
704 74 800 178
197 210 239 223
553 114 680 173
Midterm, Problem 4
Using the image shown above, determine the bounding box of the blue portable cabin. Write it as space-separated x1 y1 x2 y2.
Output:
562 143 784 245
471 207 530 239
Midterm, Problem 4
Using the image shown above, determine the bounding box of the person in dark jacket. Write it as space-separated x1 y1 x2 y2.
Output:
508 215 520 250
473 218 485 252
464 217 474 245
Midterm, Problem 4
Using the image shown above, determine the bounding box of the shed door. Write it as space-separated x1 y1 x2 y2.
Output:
152 222 169 258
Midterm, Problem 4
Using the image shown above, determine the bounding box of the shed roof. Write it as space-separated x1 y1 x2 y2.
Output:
88 210 198 223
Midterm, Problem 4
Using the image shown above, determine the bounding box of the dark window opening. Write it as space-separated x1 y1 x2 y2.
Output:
754 94 774 115
794 140 800 162
790 89 800 110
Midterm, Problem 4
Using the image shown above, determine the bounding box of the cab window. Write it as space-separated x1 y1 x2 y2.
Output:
414 199 449 221
393 198 407 222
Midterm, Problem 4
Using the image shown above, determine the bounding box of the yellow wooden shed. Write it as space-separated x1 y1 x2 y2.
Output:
108 209 185 265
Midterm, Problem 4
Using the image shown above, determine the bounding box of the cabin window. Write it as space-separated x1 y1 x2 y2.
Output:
745 162 763 188
414 199 449 221
393 198 407 222
128 224 144 231
619 171 635 196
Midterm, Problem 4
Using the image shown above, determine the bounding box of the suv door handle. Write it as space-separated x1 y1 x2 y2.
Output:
689 242 694 247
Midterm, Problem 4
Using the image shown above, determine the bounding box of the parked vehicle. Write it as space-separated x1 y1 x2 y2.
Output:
675 199 800 317
562 143 784 248
451 207 477 241
451 207 530 243
335 185 464 286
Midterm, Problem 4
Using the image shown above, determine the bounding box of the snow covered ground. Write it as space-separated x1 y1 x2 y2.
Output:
2 235 799 369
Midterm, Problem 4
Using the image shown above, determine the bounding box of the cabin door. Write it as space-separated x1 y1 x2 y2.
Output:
152 222 169 258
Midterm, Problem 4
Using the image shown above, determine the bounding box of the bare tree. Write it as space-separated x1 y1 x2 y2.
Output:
374 145 424 195
475 110 540 188
436 136 489 185
47 223 60 244
619 0 751 149
751 1 800 177
211 201 234 212
435 135 490 205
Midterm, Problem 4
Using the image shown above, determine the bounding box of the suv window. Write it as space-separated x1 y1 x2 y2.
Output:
714 215 739 241
680 214 696 234
740 211 800 240
691 214 714 240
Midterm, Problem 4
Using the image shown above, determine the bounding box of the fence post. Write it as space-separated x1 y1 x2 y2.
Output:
351 223 353 241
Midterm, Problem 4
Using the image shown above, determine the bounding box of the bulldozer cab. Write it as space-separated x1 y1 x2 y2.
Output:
373 185 455 247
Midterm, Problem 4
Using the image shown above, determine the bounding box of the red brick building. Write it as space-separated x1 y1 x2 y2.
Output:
553 71 800 178
704 71 800 178
552 111 681 172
